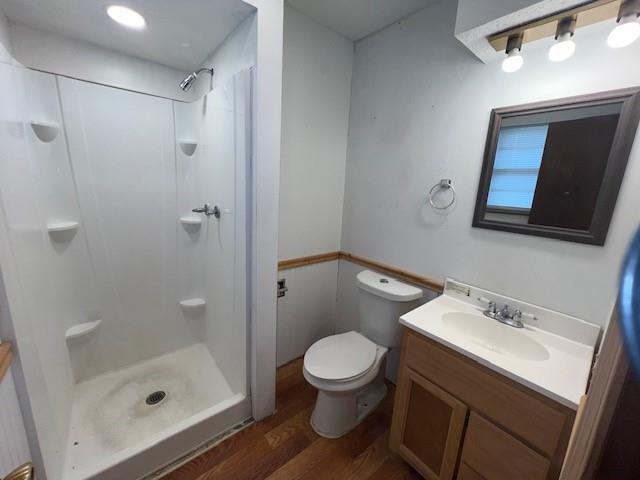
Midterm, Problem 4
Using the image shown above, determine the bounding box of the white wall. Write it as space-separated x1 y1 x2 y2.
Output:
274 6 353 367
276 261 338 366
279 5 353 260
341 0 640 328
8 23 192 101
192 14 257 100
0 9 12 64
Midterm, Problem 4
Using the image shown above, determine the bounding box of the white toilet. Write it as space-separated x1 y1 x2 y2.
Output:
303 270 423 438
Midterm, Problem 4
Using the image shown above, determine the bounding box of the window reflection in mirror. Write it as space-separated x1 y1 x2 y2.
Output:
486 104 621 229
473 89 640 245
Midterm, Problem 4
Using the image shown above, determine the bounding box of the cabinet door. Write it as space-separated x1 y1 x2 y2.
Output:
458 463 486 480
390 368 467 480
460 413 550 480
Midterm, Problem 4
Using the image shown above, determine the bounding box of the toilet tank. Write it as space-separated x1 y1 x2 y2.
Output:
356 270 423 348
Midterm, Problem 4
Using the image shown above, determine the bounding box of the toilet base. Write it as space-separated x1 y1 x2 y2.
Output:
309 366 388 439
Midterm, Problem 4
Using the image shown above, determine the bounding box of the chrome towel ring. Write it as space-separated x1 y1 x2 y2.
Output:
428 179 456 210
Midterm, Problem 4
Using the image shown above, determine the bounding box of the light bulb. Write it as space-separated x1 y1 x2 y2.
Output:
549 33 576 61
608 14 640 48
107 5 146 29
502 50 523 73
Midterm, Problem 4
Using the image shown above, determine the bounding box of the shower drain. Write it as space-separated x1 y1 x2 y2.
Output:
145 390 167 406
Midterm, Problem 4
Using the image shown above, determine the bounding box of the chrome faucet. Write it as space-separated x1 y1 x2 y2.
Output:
496 305 524 329
479 298 534 329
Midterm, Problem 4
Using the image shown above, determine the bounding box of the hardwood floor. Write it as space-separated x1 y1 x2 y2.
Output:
161 358 420 480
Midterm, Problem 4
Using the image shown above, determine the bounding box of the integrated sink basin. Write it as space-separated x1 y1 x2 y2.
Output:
441 312 550 362
400 279 600 409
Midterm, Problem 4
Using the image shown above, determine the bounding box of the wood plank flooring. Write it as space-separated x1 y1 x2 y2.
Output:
161 358 420 480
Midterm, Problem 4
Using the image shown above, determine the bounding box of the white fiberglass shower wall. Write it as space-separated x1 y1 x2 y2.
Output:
0 63 252 480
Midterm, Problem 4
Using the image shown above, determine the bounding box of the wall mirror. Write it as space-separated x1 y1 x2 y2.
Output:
473 88 640 245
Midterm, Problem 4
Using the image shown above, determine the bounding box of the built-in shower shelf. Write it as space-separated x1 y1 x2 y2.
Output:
47 221 79 233
180 216 202 226
179 298 206 313
178 140 198 156
65 320 101 341
30 120 60 143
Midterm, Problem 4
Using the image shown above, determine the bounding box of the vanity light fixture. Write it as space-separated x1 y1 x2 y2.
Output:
549 16 576 62
489 0 640 67
106 5 146 30
607 0 640 48
502 34 524 73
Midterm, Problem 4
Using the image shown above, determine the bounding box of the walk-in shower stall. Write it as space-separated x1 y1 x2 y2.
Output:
0 60 253 479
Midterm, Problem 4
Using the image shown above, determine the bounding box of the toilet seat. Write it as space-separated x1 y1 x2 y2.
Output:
304 331 378 382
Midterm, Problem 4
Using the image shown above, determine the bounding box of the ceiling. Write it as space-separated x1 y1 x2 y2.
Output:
0 0 255 70
287 0 438 41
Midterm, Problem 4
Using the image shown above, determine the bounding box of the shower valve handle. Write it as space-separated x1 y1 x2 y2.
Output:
192 203 221 219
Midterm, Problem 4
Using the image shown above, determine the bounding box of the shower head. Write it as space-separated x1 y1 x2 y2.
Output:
179 73 197 91
179 67 214 92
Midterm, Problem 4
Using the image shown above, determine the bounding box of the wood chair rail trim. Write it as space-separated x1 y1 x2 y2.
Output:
278 251 444 293
0 342 13 383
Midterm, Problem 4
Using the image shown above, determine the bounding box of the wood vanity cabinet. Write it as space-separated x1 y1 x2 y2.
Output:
389 329 576 480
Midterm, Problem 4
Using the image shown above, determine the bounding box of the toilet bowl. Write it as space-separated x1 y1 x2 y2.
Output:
303 331 388 438
303 270 423 438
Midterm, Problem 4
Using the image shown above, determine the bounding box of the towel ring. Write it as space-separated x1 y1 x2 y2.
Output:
428 179 456 210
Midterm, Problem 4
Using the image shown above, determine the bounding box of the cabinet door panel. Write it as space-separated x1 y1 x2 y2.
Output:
458 463 486 480
391 368 467 480
404 330 570 458
460 413 550 480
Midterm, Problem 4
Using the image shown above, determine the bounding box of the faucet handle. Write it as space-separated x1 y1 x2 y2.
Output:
478 297 497 313
512 309 538 321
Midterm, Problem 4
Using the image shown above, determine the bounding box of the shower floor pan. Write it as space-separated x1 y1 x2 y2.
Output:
63 343 250 480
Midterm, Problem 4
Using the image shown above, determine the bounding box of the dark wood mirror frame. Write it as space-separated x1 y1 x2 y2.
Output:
473 87 640 246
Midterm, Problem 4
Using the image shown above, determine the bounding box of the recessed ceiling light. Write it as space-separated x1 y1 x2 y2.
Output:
107 5 146 30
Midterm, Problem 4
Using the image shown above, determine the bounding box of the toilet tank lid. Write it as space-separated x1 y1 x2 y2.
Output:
356 270 423 302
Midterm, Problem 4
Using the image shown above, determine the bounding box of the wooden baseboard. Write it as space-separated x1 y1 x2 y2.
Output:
277 251 444 293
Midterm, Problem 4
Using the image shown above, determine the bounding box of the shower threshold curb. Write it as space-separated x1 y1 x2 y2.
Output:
141 417 255 480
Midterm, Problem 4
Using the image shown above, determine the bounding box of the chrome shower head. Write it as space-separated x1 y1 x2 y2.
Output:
179 73 197 91
179 67 214 91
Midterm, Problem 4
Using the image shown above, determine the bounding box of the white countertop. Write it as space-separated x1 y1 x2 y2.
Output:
400 281 599 410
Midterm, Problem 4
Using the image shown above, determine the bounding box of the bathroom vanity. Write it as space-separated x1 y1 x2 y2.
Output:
389 280 599 480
